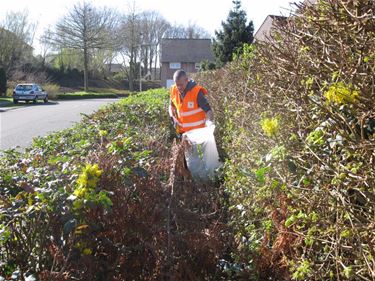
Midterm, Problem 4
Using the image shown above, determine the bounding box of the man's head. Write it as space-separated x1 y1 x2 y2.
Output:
173 69 189 93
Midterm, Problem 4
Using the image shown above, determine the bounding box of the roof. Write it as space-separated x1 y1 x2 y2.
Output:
161 38 214 63
303 0 318 5
105 63 123 73
254 15 287 42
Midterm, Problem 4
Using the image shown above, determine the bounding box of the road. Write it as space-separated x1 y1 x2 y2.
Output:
0 99 119 152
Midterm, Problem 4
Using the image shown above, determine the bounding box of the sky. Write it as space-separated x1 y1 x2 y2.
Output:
0 0 298 54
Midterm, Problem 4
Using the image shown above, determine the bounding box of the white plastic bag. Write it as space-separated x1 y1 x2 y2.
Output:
183 124 222 182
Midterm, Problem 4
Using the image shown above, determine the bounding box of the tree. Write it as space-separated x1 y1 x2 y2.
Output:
164 23 211 39
52 1 118 91
117 5 210 89
212 0 254 66
199 60 216 71
0 68 6 96
90 49 116 78
0 10 36 76
39 27 54 67
117 2 142 91
53 48 84 72
139 11 169 79
118 8 171 89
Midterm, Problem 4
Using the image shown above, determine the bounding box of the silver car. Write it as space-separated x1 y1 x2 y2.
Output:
13 83 48 104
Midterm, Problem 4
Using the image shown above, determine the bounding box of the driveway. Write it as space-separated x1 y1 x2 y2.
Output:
0 99 119 152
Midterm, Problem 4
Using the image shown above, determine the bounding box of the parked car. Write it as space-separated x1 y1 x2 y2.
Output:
13 83 48 104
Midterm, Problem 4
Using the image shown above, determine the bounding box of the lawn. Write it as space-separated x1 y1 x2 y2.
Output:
0 97 14 107
57 91 120 99
0 97 12 102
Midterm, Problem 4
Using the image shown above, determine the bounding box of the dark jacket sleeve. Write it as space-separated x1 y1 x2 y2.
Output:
197 90 211 112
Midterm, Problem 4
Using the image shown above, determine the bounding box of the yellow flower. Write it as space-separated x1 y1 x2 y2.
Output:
261 117 279 137
73 187 88 198
324 82 359 105
76 164 103 189
82 248 92 255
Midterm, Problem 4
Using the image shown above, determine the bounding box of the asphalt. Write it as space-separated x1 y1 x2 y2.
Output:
0 99 120 153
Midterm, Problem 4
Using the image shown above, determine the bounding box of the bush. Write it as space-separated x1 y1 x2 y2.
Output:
6 88 13 97
194 0 374 280
0 89 228 280
57 92 118 99
87 87 129 96
113 72 125 80
42 83 60 100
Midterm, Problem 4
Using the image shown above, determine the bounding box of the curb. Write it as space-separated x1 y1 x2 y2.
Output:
0 101 19 112
0 106 17 112
0 98 121 112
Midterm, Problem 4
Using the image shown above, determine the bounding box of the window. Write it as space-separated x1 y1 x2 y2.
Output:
16 85 33 91
169 62 181 69
195 62 200 70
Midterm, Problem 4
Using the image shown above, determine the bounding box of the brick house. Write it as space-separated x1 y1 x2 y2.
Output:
160 38 214 88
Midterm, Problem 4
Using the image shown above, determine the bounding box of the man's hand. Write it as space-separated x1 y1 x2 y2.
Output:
169 102 178 128
182 134 192 150
205 120 214 127
205 110 215 128
170 116 178 128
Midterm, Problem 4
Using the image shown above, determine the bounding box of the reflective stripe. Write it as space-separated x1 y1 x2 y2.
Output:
180 119 205 128
179 108 204 117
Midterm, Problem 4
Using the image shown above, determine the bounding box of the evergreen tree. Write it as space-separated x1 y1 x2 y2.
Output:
0 68 6 97
213 0 254 66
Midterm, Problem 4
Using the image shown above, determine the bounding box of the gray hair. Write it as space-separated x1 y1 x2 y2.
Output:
173 69 187 81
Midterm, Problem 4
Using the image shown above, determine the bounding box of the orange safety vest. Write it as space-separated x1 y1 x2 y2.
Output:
170 84 208 133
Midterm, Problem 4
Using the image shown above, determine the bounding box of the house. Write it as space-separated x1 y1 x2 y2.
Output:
105 63 123 74
160 38 214 88
254 15 288 43
304 0 318 5
254 0 317 43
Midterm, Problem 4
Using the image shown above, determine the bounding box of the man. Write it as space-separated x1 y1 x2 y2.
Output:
169 69 214 135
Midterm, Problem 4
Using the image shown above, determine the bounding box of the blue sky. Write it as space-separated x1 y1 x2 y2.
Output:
0 0 299 54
